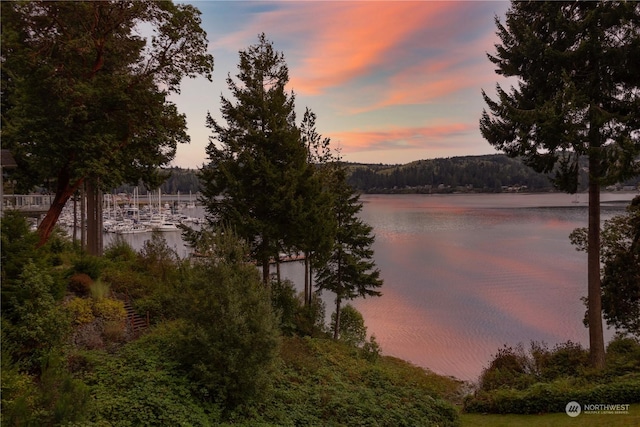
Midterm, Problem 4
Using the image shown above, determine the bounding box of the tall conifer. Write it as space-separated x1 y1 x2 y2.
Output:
481 2 640 368
201 34 308 283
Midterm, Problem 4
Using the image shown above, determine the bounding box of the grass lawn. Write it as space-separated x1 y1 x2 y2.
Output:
461 404 640 427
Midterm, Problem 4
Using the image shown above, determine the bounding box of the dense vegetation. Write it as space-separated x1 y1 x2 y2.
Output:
464 338 640 415
0 213 461 426
110 155 640 197
346 155 556 193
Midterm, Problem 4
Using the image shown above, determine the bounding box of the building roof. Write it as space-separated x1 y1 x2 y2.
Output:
1 149 17 169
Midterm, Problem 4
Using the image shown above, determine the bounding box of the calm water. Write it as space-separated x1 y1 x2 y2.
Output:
106 192 636 382
281 192 635 381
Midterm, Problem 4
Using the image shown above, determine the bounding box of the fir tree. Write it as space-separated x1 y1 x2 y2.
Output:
316 164 382 340
480 1 640 369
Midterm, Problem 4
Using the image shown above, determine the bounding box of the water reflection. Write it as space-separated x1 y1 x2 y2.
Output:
103 193 636 382
349 193 633 381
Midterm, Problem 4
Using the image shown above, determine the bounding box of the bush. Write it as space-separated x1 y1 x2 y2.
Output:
71 255 103 281
66 298 95 325
465 337 640 414
606 334 640 376
93 298 126 322
69 273 93 297
1 352 93 426
464 374 640 414
542 341 589 380
270 279 301 336
479 344 533 391
332 304 367 347
89 280 111 301
104 237 137 264
77 331 216 426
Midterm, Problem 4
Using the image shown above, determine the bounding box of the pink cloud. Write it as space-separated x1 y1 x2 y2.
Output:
353 31 507 112
329 122 476 152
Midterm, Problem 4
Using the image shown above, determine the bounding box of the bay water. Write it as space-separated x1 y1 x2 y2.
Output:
106 192 636 382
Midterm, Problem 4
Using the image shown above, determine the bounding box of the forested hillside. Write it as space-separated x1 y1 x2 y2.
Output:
346 155 555 193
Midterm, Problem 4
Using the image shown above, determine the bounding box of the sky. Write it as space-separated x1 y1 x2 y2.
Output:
168 1 513 169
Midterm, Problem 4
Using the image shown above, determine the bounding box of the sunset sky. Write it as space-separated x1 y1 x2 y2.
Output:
169 1 513 169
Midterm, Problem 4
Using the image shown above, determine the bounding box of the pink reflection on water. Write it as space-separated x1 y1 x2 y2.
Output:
352 195 610 382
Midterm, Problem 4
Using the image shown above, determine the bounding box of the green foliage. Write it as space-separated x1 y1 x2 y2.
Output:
1 0 214 244
77 327 216 427
2 262 71 372
270 279 302 336
93 298 126 323
1 349 92 426
362 334 382 362
70 255 104 281
1 211 42 311
571 197 640 336
316 164 383 339
606 334 640 377
481 2 640 190
168 232 281 411
67 297 96 325
295 293 328 338
90 279 111 301
138 232 180 282
464 374 640 415
251 336 461 426
200 34 311 283
101 264 154 300
332 304 367 347
104 237 138 264
466 337 640 414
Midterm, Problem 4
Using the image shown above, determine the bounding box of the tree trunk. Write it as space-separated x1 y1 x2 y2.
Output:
333 296 342 340
80 183 86 250
262 256 270 285
86 179 103 256
36 170 83 248
304 253 310 306
587 153 605 369
72 191 78 245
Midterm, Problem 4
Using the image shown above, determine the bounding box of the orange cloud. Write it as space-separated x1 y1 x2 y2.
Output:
329 122 476 152
288 2 456 95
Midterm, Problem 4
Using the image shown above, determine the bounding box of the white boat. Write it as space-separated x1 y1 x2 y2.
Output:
116 223 149 234
147 215 178 231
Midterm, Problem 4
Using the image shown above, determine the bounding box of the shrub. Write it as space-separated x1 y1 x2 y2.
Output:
89 279 110 301
69 273 93 297
606 334 640 376
464 374 640 414
102 321 125 343
270 279 301 335
542 341 589 379
362 335 382 362
66 298 95 325
77 331 215 426
101 266 152 299
479 344 533 391
71 255 103 281
104 237 137 264
93 299 126 323
332 304 367 347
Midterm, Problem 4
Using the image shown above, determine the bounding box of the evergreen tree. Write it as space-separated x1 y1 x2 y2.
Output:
480 1 640 369
1 1 214 247
316 164 382 340
297 108 336 305
200 34 309 284
571 196 640 337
